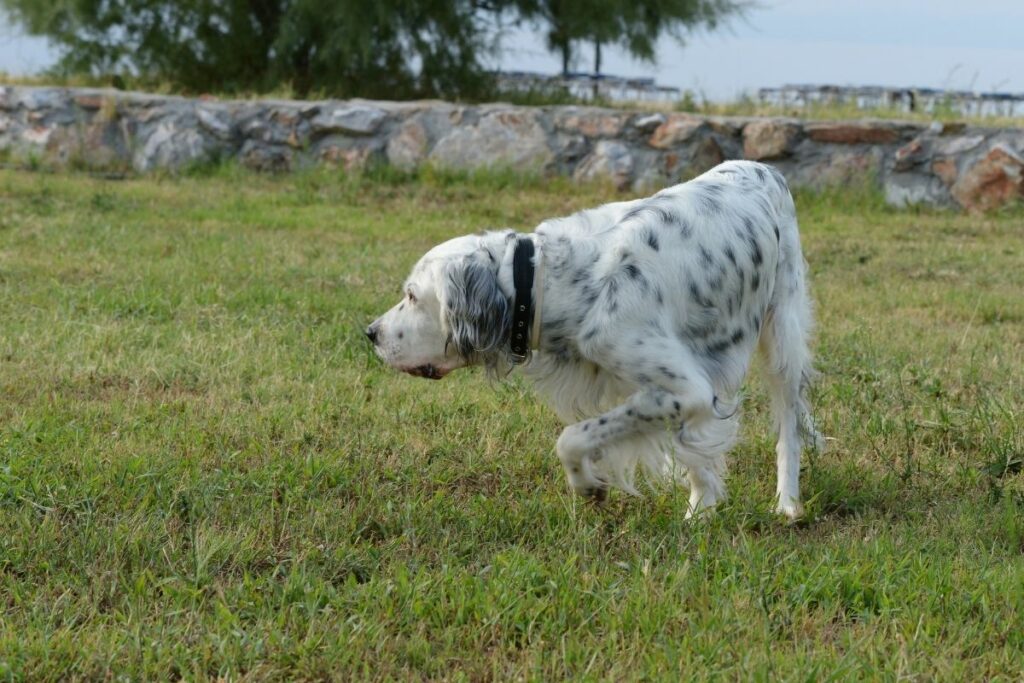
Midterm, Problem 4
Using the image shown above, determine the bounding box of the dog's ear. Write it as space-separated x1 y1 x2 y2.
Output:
441 250 510 360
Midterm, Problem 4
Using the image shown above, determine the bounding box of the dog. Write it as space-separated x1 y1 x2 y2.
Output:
366 160 823 519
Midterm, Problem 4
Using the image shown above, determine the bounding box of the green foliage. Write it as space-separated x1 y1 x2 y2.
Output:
517 0 748 75
2 0 747 98
0 0 498 98
1 167 1023 678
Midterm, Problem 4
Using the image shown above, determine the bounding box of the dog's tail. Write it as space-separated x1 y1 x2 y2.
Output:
759 176 825 452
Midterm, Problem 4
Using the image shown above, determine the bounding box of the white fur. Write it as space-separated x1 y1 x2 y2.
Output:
368 161 823 518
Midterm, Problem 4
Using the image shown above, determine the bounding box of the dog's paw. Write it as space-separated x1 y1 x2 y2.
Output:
774 499 805 521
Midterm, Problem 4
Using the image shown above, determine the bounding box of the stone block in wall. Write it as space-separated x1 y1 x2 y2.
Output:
573 140 634 189
632 113 666 134
743 120 801 160
892 137 930 171
554 108 629 138
648 115 708 149
884 172 955 208
805 121 906 145
951 143 1024 211
933 135 985 156
196 103 236 140
690 136 725 176
931 157 958 186
239 140 293 172
318 140 383 171
239 107 305 147
429 109 553 171
133 121 218 172
311 105 387 136
789 147 884 187
386 118 428 169
12 88 68 112
83 119 132 168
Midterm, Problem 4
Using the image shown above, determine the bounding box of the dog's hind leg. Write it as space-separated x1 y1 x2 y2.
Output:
758 253 823 519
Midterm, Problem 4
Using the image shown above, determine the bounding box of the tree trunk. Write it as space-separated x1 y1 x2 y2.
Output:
592 41 601 99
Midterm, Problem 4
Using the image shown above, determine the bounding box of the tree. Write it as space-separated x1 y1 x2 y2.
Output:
0 0 503 99
516 0 748 77
1 0 747 98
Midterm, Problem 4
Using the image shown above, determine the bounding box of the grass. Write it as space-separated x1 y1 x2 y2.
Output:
1 164 1023 681
673 94 1024 128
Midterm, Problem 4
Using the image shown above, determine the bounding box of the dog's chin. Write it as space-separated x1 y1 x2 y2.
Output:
402 363 451 380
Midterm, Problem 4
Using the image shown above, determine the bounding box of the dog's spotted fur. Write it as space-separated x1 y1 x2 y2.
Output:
368 161 823 518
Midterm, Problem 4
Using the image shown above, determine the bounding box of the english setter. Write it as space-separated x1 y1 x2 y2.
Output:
367 160 822 519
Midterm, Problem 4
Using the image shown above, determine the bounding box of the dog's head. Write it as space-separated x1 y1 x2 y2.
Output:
366 231 516 379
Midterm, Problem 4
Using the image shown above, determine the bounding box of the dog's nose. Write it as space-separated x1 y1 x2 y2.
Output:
365 323 379 345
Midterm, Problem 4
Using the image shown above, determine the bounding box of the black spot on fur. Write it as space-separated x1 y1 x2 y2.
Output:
705 338 732 355
625 264 641 279
678 220 693 239
637 373 652 384
724 246 737 267
599 417 608 425
623 202 677 227
755 166 766 181
397 331 404 339
750 240 764 267
730 329 744 345
685 319 715 340
699 245 714 269
658 366 678 379
699 195 720 215
751 272 761 291
583 424 590 431
688 280 713 308
655 288 664 305
773 224 781 241
644 230 660 251
673 400 681 412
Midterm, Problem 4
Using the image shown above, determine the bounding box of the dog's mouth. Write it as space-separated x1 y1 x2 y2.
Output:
403 364 449 380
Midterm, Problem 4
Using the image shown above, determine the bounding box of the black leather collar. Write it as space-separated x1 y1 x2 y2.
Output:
509 236 535 363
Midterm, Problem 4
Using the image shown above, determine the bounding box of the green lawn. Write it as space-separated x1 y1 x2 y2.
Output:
1 166 1022 681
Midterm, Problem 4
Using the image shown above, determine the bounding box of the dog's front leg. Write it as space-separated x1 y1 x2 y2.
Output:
556 388 688 500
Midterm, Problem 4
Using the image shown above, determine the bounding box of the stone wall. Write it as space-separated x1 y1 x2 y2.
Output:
2 85 1023 210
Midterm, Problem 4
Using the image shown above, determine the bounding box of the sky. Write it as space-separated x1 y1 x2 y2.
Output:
2 0 1024 101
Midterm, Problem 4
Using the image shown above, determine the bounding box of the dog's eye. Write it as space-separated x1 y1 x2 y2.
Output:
406 291 418 304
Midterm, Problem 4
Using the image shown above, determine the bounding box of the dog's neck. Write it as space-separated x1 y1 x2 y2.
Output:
494 233 544 362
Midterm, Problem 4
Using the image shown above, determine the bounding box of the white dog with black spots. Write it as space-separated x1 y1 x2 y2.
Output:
367 160 823 519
